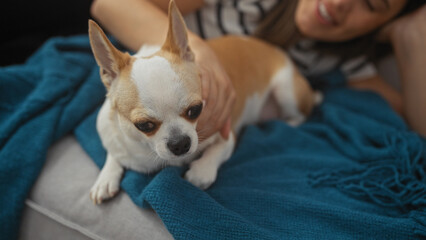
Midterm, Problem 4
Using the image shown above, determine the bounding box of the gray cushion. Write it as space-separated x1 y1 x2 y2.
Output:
20 135 172 240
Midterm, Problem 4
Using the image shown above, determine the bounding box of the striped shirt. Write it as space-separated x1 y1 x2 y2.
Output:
184 0 377 80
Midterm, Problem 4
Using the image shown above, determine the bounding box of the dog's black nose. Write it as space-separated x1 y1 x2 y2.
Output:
167 135 191 156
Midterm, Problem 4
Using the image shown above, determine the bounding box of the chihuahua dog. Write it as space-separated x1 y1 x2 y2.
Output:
88 0 321 204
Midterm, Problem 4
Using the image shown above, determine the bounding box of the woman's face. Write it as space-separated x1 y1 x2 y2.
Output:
295 0 407 41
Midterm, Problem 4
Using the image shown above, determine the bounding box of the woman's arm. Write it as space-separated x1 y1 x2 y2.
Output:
389 5 426 137
90 0 204 51
351 5 426 137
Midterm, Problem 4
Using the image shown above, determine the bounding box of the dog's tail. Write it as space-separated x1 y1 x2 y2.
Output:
313 91 323 106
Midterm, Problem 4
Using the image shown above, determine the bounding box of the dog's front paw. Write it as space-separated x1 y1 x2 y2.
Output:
184 161 217 190
90 174 120 205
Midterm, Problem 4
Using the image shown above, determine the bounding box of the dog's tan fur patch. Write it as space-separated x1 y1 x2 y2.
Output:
155 50 201 97
89 20 145 124
207 36 288 128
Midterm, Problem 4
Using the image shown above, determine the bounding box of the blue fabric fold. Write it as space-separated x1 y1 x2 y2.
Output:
1 35 425 240
0 36 105 239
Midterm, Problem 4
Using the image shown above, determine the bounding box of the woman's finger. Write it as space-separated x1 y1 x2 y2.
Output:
220 118 232 139
197 70 219 138
200 67 210 102
215 77 235 137
209 75 227 129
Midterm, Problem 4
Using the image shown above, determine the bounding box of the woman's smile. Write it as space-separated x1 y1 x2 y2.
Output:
296 0 407 41
316 0 336 26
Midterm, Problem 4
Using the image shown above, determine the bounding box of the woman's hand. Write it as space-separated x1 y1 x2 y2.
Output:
377 4 426 44
189 35 236 141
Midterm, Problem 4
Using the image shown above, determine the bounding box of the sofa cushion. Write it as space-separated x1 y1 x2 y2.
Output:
20 135 172 240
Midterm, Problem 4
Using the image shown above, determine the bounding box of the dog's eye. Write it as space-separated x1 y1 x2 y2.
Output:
134 121 156 133
187 104 202 120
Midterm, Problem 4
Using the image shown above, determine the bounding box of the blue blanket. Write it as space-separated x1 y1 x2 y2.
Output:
1 36 425 239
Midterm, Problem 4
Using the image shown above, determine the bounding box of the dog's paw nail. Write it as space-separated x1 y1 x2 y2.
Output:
89 177 120 204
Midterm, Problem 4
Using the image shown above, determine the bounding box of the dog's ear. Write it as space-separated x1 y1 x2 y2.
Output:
88 20 131 89
162 0 194 61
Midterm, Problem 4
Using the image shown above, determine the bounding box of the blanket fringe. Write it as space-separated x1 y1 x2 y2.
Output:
309 132 426 211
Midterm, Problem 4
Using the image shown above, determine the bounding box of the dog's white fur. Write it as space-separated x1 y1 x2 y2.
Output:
88 1 320 204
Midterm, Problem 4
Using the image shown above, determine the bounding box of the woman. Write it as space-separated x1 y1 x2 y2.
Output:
90 0 426 138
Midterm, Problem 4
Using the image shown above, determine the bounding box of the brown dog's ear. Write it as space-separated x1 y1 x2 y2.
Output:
88 20 131 89
162 0 194 61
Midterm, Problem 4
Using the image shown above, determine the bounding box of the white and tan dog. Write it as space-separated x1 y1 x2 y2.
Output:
88 0 321 204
